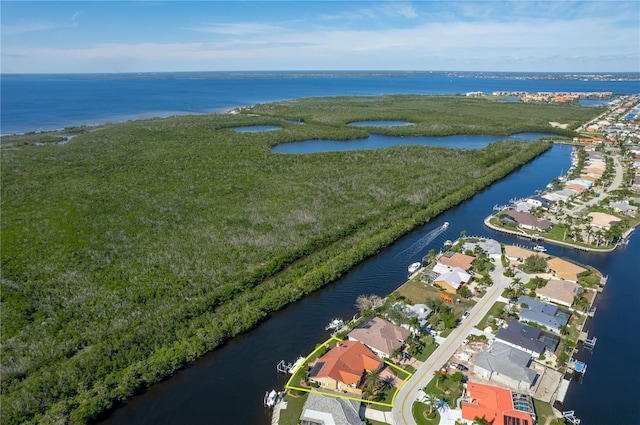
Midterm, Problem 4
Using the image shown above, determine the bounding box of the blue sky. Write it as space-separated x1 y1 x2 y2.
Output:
2 1 639 73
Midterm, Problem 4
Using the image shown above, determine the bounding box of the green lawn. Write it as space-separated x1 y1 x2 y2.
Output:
278 392 309 425
476 301 507 330
533 398 556 424
413 402 441 425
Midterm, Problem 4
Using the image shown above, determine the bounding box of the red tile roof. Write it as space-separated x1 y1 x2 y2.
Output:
311 341 383 386
462 382 534 424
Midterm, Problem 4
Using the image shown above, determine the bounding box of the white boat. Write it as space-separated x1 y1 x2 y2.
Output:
408 262 421 274
443 221 449 229
325 318 344 331
533 245 547 252
264 389 279 407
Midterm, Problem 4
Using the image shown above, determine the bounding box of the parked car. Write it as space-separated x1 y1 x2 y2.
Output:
449 362 459 369
462 311 471 320
457 364 469 372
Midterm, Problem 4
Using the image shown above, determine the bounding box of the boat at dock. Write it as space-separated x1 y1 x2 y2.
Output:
325 318 344 332
263 389 279 408
408 262 421 274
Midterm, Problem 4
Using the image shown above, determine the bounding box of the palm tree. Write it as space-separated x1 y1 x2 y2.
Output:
422 391 439 416
363 369 382 395
433 370 446 389
474 416 492 425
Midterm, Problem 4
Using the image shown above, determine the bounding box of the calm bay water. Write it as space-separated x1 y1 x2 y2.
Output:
2 72 639 424
2 72 639 135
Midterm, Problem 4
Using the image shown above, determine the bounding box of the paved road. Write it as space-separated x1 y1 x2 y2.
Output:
573 154 624 212
390 265 513 425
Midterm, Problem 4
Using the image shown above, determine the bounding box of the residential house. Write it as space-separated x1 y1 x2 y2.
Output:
546 257 587 282
536 279 581 308
462 238 502 262
501 209 552 231
347 317 410 359
473 342 538 391
517 296 570 334
610 200 638 217
437 251 475 271
299 393 365 425
308 340 383 396
503 245 549 266
432 262 472 294
461 382 535 425
495 320 556 358
403 303 432 333
587 211 621 230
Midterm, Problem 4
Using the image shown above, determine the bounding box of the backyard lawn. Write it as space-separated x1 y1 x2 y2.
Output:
278 392 309 425
395 277 476 317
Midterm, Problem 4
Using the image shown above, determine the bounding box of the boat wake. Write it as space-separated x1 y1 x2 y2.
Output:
397 222 449 259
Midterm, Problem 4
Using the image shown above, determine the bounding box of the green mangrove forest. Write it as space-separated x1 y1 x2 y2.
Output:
0 95 600 424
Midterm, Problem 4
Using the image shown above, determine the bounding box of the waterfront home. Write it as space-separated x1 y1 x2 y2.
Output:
536 279 581 308
541 189 578 203
437 251 475 271
462 238 502 262
461 382 535 425
473 341 538 391
503 245 549 264
308 340 383 396
432 263 472 294
545 257 587 283
299 393 365 425
500 209 552 232
587 211 622 230
495 320 550 358
347 317 410 359
516 296 570 334
610 200 638 217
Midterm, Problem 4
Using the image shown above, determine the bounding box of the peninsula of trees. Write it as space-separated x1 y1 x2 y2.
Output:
1 95 600 424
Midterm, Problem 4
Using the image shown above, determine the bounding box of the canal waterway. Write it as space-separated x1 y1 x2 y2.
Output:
98 141 640 424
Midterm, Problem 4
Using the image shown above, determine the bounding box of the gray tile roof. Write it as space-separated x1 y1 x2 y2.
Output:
517 296 569 332
300 393 364 425
474 342 537 387
495 321 547 355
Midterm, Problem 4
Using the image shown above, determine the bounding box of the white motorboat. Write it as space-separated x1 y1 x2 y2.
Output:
325 318 344 331
264 389 279 407
408 262 421 274
443 221 449 229
533 245 547 252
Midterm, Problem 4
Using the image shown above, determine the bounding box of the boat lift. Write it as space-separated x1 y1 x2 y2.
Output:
562 410 581 425
276 356 305 374
583 336 597 351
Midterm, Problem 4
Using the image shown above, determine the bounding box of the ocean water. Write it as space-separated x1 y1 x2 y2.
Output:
2 71 639 135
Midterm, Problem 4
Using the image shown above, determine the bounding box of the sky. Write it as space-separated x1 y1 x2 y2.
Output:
1 1 639 74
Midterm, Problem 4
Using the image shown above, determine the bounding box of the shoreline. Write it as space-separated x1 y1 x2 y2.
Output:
483 215 619 253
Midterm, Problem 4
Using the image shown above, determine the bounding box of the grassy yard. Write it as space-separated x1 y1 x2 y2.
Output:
410 338 439 362
395 278 476 316
533 398 557 425
422 372 465 411
413 402 441 425
278 392 309 425
476 301 507 330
